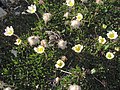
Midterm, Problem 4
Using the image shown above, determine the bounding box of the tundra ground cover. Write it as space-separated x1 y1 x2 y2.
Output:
0 0 120 90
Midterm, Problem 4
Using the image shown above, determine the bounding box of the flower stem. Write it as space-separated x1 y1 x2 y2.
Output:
24 0 29 4
60 69 72 75
42 4 49 12
44 52 48 60
35 13 42 30
35 12 40 21
13 34 19 38
94 76 106 87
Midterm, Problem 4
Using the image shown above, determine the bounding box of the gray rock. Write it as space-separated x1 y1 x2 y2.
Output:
0 81 5 89
0 0 17 4
9 0 16 3
0 7 7 18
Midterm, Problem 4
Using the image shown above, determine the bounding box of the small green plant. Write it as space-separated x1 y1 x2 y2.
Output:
0 0 119 90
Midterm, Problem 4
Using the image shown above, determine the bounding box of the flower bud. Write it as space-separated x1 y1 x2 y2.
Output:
61 56 67 62
58 39 67 50
55 77 60 84
71 20 80 29
28 36 40 46
68 84 81 90
64 12 69 18
43 13 52 24
41 39 47 47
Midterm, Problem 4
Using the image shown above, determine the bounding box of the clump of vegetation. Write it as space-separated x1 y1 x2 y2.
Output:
0 0 120 90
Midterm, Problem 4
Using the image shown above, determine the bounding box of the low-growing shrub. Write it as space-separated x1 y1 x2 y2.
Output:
0 0 119 90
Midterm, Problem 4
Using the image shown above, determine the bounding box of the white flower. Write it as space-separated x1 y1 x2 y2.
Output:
28 36 40 46
114 47 119 52
58 39 67 50
107 30 118 39
26 4 36 14
102 24 107 29
106 52 114 60
68 84 81 90
34 45 45 54
4 87 12 90
71 20 80 28
76 13 83 21
43 13 52 24
72 44 83 53
55 59 65 68
63 12 69 18
91 68 96 74
4 26 14 36
98 36 106 44
14 38 22 45
66 0 75 7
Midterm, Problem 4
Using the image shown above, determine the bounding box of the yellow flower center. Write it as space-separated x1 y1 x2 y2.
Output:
38 47 44 52
58 62 63 66
17 39 21 43
76 46 80 51
102 24 107 29
109 33 114 38
107 54 112 58
8 30 13 34
100 38 104 43
78 16 82 20
30 8 35 13
69 2 74 6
